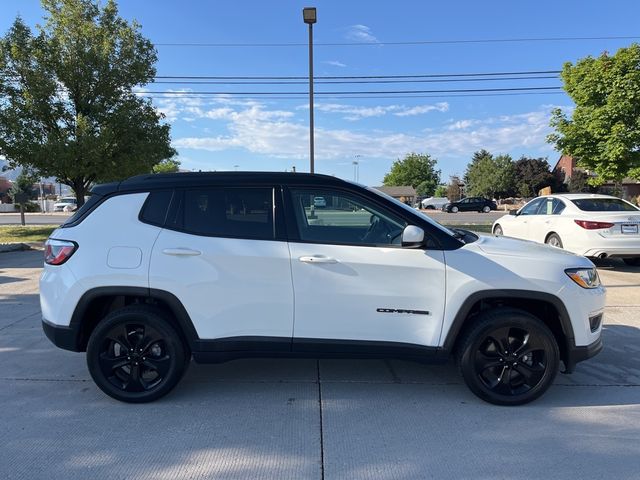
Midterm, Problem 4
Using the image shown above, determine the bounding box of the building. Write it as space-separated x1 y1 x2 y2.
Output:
373 186 417 205
552 155 640 200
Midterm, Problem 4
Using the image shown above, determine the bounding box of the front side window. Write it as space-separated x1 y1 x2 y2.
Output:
290 189 407 246
519 198 544 216
180 187 274 239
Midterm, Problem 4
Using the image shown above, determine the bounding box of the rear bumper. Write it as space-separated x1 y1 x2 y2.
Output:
564 337 603 373
42 318 81 352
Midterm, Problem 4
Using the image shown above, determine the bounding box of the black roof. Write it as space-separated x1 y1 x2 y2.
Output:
92 171 350 195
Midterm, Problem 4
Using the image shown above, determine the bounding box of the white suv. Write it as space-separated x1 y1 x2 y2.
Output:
41 172 604 405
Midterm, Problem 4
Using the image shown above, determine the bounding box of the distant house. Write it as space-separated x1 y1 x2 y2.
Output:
0 176 12 203
552 155 640 199
373 185 417 205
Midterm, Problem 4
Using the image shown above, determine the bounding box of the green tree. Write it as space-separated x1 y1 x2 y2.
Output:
383 153 441 196
464 150 514 198
513 157 559 197
433 184 448 198
567 170 597 193
548 44 640 184
0 0 175 207
9 170 38 201
152 158 181 174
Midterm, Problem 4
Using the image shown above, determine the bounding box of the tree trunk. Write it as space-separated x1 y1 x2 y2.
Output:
70 179 87 208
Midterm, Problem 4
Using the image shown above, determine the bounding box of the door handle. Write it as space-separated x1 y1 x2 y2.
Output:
162 248 202 256
299 255 338 264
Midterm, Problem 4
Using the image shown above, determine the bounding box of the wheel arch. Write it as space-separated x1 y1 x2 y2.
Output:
442 290 575 369
69 287 199 352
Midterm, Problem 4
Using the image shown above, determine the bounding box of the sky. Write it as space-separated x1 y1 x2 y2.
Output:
1 0 639 187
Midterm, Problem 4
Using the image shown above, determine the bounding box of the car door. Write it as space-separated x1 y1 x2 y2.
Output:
525 198 566 243
149 186 294 346
506 198 545 239
285 187 446 350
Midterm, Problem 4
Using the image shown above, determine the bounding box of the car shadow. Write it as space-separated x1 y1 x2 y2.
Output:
592 256 640 272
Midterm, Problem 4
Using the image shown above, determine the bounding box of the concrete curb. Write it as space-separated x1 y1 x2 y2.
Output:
0 242 44 253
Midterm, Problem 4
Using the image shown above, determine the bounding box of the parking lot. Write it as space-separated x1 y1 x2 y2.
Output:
1 249 639 480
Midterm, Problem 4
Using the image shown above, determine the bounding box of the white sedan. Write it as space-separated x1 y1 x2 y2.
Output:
492 193 640 266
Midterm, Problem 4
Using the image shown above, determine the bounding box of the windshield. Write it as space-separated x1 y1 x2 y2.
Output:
571 198 639 212
366 187 457 237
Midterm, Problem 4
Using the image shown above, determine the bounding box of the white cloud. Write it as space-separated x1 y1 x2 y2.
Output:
324 60 347 68
298 102 449 121
346 25 379 44
172 104 560 163
393 103 449 117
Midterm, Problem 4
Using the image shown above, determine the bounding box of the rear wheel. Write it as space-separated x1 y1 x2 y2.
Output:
493 224 503 236
457 308 559 405
545 233 563 249
87 306 188 403
623 258 640 267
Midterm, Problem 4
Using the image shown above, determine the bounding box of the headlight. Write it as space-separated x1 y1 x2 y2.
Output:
565 267 601 289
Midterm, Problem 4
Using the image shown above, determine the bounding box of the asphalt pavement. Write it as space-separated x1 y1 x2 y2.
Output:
0 213 71 225
1 250 639 479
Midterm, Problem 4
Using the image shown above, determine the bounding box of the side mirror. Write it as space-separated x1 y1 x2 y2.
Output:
509 209 518 216
402 225 424 248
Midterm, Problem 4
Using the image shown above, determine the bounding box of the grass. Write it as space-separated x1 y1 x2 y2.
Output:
0 225 57 244
443 224 493 234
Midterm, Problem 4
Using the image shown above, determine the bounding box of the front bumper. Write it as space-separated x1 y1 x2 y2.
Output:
42 318 81 352
563 336 603 373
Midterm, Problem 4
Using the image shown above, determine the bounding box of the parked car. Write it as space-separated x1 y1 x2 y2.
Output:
313 196 326 208
53 197 77 212
41 172 603 405
442 197 497 213
492 193 640 266
421 197 449 210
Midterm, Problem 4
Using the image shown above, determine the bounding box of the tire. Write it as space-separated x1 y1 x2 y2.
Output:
623 258 640 267
87 306 188 403
482 205 491 213
451 206 459 213
493 224 503 236
456 308 559 406
426 205 435 210
545 233 563 249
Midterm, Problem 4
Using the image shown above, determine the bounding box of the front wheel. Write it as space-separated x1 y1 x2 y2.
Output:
482 205 491 213
457 308 559 405
451 206 459 213
623 258 640 267
493 224 503 236
87 306 188 403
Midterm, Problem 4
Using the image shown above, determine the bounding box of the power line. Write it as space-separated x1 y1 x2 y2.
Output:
154 35 640 47
135 86 562 96
154 70 561 80
151 75 559 85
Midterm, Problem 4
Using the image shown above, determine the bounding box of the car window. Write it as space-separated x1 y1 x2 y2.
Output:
519 198 544 216
571 198 639 212
180 187 274 239
140 190 173 226
290 189 407 246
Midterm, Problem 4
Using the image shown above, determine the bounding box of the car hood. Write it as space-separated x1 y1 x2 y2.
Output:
472 234 590 264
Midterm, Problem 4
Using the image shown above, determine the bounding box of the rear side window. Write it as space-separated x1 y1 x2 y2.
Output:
571 198 639 212
140 190 173 226
180 187 275 240
61 194 102 227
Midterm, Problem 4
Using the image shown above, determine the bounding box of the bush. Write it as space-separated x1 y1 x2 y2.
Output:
20 201 41 213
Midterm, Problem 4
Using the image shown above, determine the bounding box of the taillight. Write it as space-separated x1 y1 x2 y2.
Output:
574 220 615 230
44 239 77 265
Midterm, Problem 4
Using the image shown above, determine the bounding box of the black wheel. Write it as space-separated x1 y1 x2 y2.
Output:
457 308 559 405
493 224 503 236
426 205 435 210
87 306 187 403
545 233 563 249
451 206 459 213
482 205 491 213
623 258 640 267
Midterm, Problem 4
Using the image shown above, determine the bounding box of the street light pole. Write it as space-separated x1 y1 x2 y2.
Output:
303 7 317 174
